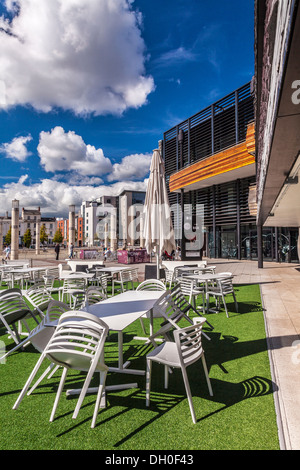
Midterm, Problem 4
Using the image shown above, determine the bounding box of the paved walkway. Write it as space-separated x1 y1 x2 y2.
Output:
27 256 300 449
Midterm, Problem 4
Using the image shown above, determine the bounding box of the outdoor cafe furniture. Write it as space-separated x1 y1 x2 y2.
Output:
176 265 217 277
111 267 139 295
60 276 87 306
84 289 164 376
20 289 164 404
170 284 213 336
13 310 109 429
6 266 54 290
24 282 54 319
67 259 105 272
148 287 212 345
146 320 213 424
0 288 40 346
135 279 167 337
0 299 69 364
177 276 205 311
71 286 106 310
161 260 207 273
186 272 238 317
205 275 238 318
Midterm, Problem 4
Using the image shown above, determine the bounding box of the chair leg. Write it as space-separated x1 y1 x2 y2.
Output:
27 363 55 396
91 370 107 428
181 367 196 424
140 317 147 335
222 294 229 318
146 358 152 407
164 364 169 389
50 367 68 422
201 355 213 396
13 353 46 409
233 292 238 312
72 362 98 420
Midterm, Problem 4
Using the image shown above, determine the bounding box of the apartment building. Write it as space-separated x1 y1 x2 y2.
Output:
56 214 84 247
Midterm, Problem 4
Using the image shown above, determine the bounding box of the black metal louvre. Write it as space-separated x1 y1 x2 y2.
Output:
163 82 254 183
193 176 256 228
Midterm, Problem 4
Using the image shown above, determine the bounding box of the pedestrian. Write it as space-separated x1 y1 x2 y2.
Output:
3 245 10 261
54 243 60 260
69 243 74 259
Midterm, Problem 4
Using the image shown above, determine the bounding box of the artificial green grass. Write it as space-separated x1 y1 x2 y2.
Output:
0 282 279 450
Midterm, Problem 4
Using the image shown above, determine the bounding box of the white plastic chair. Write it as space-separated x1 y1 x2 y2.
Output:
164 269 174 289
24 283 54 319
147 290 194 346
43 267 62 296
61 277 86 306
0 300 69 364
13 311 109 429
146 320 213 423
0 288 40 345
177 277 205 312
170 284 213 339
94 272 109 298
85 287 106 307
206 275 238 318
136 279 167 336
15 300 71 395
112 268 139 295
71 286 106 310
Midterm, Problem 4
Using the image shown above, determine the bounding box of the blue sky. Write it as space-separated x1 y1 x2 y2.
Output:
0 0 254 217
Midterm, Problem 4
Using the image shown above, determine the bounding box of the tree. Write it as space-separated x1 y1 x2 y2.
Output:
5 226 11 245
40 224 48 245
23 228 32 248
53 228 63 244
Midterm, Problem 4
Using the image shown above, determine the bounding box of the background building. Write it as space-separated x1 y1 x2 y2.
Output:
56 214 83 247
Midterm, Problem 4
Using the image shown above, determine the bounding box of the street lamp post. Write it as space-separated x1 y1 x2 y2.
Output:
11 199 19 260
68 205 75 253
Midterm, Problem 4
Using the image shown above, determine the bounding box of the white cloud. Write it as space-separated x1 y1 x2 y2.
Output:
0 135 32 162
37 126 113 176
0 0 154 116
154 46 198 67
0 175 148 217
108 153 152 182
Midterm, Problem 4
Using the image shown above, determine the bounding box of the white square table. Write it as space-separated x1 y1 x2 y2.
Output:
186 272 234 313
63 289 165 402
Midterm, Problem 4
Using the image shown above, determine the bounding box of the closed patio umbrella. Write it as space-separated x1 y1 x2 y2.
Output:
143 148 176 278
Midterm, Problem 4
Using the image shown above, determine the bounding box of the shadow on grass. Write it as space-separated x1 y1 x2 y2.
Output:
51 370 276 447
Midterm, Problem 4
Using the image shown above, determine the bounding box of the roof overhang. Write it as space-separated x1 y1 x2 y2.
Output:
264 152 300 226
256 2 300 226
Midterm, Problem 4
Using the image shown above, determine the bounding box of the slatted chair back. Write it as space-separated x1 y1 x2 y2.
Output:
61 277 86 305
120 268 139 283
0 288 40 344
24 283 53 318
13 311 109 428
85 287 106 306
97 273 109 298
136 279 166 291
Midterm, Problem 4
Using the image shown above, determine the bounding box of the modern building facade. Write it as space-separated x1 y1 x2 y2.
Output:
255 0 300 266
163 75 299 263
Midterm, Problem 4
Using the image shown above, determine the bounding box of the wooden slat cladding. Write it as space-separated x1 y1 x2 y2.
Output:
248 182 258 216
169 122 255 193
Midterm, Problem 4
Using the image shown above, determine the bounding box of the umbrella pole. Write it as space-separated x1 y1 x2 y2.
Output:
157 243 160 280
